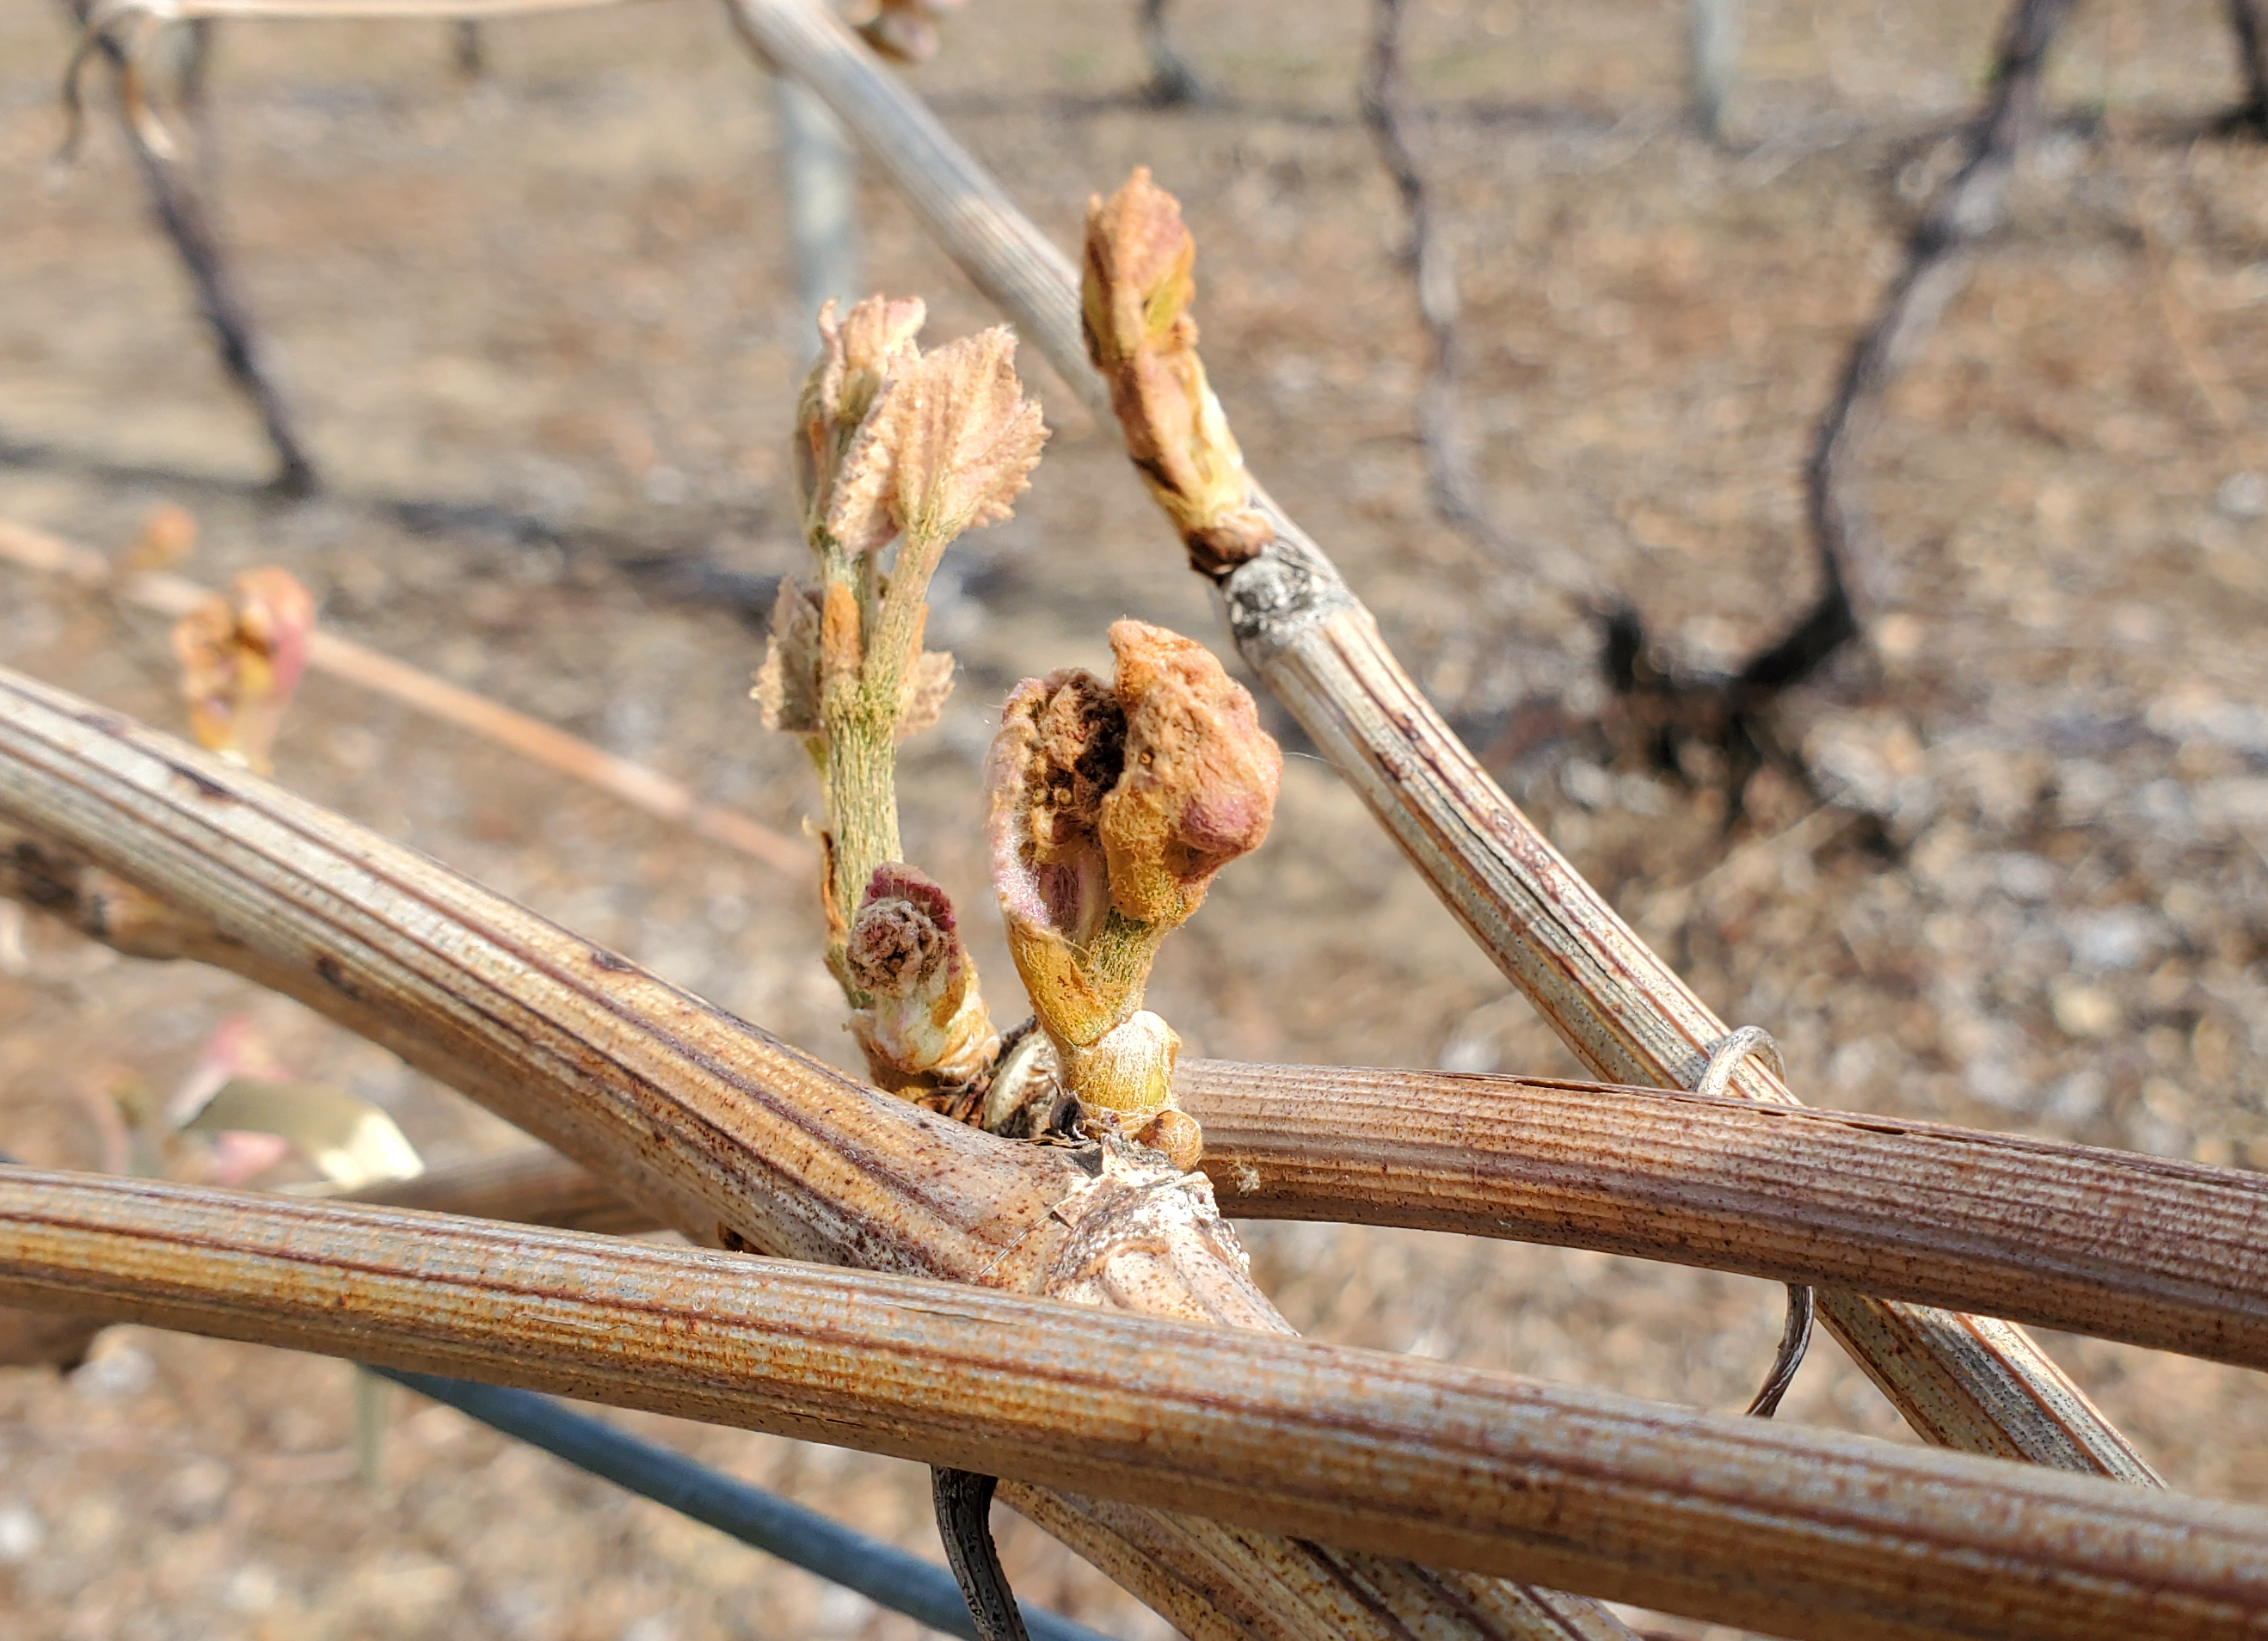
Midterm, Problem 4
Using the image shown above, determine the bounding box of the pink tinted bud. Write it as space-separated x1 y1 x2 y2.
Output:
171 569 317 776
1098 619 1282 927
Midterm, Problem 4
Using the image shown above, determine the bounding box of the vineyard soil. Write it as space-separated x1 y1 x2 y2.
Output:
3 2 2266 1636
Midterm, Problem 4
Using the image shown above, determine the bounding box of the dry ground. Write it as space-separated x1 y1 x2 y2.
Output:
3 0 2267 1636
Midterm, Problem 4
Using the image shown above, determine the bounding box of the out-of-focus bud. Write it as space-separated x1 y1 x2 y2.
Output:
123 501 197 574
171 568 316 776
851 0 967 64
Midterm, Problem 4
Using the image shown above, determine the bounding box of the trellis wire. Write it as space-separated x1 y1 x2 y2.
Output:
373 1367 1118 1641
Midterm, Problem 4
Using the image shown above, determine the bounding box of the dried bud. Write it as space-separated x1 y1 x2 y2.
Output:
124 502 196 573
852 0 965 62
1101 619 1281 926
1082 169 1272 574
830 326 1047 555
752 580 824 735
845 864 999 1092
896 647 956 741
171 568 316 776
1131 1106 1204 1171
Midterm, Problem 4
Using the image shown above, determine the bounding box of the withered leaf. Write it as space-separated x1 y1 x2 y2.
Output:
751 580 824 734
895 648 956 741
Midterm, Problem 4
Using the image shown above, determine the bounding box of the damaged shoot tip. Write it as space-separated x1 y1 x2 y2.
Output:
1081 168 1273 577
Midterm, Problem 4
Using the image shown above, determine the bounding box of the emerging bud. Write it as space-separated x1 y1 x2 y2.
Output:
171 568 316 776
844 864 999 1092
829 325 1047 556
986 621 1279 1117
796 295 926 550
1082 168 1272 574
1056 1009 1181 1118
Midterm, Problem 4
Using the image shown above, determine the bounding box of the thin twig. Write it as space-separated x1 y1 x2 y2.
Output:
0 518 809 875
0 666 1632 1641
2225 0 2268 136
1685 0 1741 144
5 1170 2264 1641
1359 0 1486 549
2101 111 2263 468
1611 0 2077 796
60 0 319 491
1135 0 1202 106
772 75 860 322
